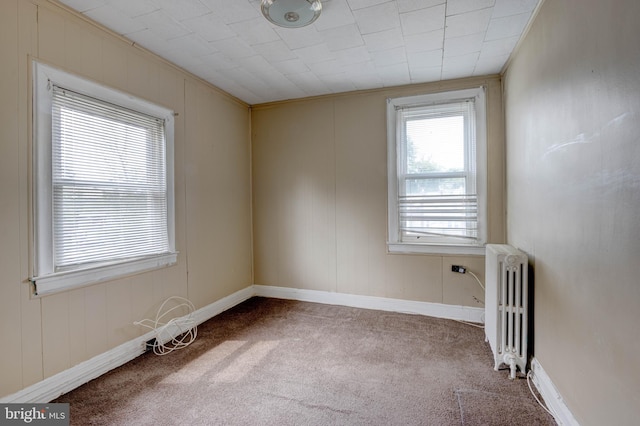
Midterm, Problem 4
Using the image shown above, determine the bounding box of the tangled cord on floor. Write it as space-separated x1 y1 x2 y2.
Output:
134 296 197 356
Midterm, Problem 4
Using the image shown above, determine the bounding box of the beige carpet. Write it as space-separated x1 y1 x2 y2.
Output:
54 297 555 425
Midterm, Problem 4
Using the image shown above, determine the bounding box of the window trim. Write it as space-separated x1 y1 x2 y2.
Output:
386 87 487 255
31 61 177 296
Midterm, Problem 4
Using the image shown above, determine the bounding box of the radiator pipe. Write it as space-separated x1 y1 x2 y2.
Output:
504 354 517 380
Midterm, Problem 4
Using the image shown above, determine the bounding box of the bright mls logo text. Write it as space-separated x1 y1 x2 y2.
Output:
2 404 69 425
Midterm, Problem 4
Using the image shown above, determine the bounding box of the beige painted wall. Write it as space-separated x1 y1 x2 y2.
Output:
252 77 504 305
0 0 252 398
503 0 640 424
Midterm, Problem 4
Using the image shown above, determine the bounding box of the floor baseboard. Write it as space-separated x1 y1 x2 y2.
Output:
530 358 580 426
253 285 485 323
0 330 155 404
191 286 255 327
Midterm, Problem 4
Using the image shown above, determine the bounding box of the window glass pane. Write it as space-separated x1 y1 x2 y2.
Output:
405 115 464 174
53 187 169 268
57 107 164 188
404 177 466 196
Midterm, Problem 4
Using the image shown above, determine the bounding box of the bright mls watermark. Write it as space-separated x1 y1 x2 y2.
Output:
1 404 69 425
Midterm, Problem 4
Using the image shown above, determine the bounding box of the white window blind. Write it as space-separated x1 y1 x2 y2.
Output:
51 86 170 269
387 88 486 254
31 61 176 296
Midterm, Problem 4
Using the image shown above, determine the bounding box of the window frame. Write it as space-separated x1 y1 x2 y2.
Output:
386 87 487 255
31 61 177 296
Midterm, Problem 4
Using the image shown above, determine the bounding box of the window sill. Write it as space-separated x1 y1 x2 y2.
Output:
30 252 178 297
387 243 486 256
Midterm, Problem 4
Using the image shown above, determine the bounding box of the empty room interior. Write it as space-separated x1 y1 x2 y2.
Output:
0 0 638 424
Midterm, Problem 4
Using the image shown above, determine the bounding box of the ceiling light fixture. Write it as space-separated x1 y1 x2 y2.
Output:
261 0 322 28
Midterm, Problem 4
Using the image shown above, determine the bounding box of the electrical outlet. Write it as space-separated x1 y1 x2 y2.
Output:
145 338 157 352
451 265 466 274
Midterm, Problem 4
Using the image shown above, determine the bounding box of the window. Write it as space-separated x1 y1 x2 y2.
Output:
387 87 486 255
32 61 176 296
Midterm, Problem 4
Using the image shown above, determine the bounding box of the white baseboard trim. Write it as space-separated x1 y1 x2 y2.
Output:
0 286 255 404
253 285 485 323
2 285 483 403
530 358 580 426
191 286 255 327
0 329 156 404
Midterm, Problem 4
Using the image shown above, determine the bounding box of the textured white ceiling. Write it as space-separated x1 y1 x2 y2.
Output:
57 0 541 105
